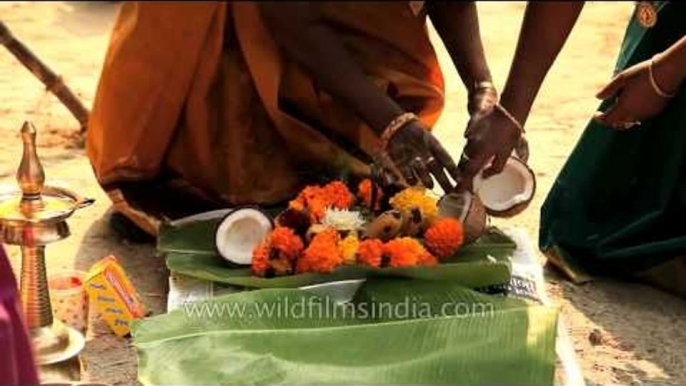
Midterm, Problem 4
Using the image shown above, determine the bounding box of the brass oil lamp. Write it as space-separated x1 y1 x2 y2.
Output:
0 122 93 364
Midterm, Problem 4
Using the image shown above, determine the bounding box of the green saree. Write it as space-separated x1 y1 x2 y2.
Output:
540 1 686 297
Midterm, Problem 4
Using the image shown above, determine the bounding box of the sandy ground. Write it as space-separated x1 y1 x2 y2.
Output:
1 2 685 385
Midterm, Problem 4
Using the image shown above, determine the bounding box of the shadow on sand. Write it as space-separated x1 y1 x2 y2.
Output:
546 266 686 385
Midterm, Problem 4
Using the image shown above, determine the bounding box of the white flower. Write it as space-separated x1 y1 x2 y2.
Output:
322 208 366 232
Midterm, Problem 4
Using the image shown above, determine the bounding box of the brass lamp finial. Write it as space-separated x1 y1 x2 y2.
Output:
17 121 45 212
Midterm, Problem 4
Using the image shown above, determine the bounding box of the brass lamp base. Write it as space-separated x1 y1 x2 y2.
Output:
0 122 94 365
33 319 86 365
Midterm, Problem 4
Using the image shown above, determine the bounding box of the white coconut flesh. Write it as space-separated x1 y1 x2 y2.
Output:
215 208 273 265
473 157 535 213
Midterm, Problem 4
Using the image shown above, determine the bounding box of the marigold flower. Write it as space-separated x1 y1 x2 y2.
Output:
357 239 384 268
383 237 426 267
389 187 438 222
251 244 293 278
418 250 438 266
251 226 304 277
357 178 382 210
323 181 355 209
296 228 343 274
307 195 329 222
251 242 270 277
424 217 464 259
288 181 353 222
338 235 360 265
269 226 305 261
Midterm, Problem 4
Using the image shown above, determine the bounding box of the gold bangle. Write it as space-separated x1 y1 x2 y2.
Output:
649 56 676 98
494 103 525 134
380 112 418 148
471 81 497 95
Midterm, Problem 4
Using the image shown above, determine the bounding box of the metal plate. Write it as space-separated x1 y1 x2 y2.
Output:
38 325 86 365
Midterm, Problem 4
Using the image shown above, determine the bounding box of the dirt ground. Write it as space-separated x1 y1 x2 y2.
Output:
1 2 684 385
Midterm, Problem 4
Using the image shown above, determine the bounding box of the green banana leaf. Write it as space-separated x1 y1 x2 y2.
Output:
161 223 517 289
133 278 559 385
166 252 511 289
158 219 516 259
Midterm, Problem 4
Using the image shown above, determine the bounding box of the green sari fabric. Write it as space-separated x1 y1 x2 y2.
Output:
540 2 686 294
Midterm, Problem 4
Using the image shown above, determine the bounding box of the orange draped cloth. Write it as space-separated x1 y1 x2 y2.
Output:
87 1 445 235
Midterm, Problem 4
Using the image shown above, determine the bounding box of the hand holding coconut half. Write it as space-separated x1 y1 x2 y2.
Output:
457 102 527 192
440 99 535 238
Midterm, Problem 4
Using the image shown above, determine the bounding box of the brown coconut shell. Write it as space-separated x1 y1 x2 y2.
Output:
437 192 487 244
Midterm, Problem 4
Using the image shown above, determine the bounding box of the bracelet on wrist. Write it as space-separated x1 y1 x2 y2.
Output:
494 103 525 135
649 56 677 98
379 112 419 150
470 80 498 96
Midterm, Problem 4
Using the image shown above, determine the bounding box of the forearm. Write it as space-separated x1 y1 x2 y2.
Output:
499 2 584 125
427 1 492 90
258 2 403 134
654 35 686 93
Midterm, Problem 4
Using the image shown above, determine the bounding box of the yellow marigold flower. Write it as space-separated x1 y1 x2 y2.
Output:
338 235 360 265
389 187 438 222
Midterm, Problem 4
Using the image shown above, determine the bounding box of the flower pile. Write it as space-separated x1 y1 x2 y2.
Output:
251 180 466 277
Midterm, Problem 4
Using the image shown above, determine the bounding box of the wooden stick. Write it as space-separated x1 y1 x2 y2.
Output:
0 21 90 133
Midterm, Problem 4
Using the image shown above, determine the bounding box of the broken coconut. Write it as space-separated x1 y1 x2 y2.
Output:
215 207 274 265
437 191 488 244
473 156 536 218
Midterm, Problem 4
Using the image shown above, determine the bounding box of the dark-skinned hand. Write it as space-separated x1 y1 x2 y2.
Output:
382 120 460 193
593 59 674 128
467 85 499 126
455 107 522 192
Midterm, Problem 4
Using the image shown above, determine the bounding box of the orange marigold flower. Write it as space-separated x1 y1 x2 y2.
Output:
288 199 305 213
269 226 304 261
424 217 464 259
251 227 303 278
323 181 354 209
296 228 343 274
307 196 328 222
357 239 384 268
383 238 425 267
289 186 324 212
251 242 270 277
300 185 326 203
418 250 438 266
289 182 352 222
357 178 382 210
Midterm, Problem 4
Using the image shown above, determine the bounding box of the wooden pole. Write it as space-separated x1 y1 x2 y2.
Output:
0 21 90 133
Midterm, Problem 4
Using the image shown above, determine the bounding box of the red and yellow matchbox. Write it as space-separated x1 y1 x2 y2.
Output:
85 255 146 337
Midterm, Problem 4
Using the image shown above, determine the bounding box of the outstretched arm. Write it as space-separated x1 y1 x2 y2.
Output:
593 34 686 128
258 2 460 191
456 2 584 191
428 2 492 90
427 2 498 120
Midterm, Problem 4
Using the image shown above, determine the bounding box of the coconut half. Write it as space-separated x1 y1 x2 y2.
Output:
473 156 536 218
215 207 274 265
437 191 487 244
